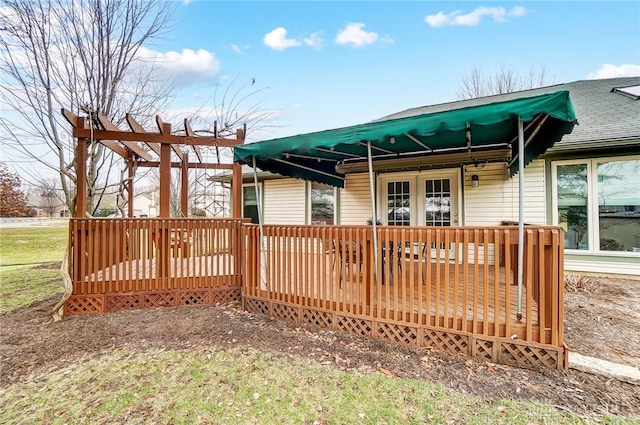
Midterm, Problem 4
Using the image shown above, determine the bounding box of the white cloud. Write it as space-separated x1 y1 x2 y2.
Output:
587 64 640 79
230 44 250 55
303 32 325 49
335 23 388 47
263 27 301 51
137 47 221 86
182 0 194 5
425 6 526 27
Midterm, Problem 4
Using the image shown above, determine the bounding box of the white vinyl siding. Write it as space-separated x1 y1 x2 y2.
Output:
464 160 546 226
340 173 372 225
263 179 306 225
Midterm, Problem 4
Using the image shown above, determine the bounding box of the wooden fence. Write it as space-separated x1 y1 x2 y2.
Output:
65 218 247 314
242 225 567 370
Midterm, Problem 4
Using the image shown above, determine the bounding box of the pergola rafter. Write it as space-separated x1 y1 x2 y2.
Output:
62 108 244 218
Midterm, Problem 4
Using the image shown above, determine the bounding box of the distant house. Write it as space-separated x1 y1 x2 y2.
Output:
234 77 639 278
27 195 70 217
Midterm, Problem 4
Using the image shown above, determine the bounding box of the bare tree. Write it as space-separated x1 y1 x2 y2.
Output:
457 65 555 99
34 177 67 217
0 0 175 216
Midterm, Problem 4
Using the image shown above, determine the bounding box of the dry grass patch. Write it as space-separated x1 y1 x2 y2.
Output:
1 347 626 425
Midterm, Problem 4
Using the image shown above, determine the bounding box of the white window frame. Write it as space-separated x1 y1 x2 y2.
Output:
307 182 339 225
551 155 640 257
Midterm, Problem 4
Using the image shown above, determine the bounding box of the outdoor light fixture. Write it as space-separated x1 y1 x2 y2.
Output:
471 174 479 187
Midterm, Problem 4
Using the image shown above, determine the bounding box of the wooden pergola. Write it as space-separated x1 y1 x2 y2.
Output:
62 108 244 218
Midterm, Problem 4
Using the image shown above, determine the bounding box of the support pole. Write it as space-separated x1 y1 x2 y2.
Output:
366 141 379 280
252 156 268 290
517 116 525 321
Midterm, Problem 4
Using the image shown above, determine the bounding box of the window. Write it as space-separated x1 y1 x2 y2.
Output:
242 185 261 224
425 178 452 227
310 182 335 224
387 181 411 226
553 157 640 254
597 160 640 252
556 164 589 249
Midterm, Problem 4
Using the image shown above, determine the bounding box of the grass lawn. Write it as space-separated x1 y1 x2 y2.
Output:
0 225 68 312
0 347 616 425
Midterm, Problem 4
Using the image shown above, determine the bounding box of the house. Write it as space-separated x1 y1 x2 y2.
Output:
234 77 640 278
27 195 70 217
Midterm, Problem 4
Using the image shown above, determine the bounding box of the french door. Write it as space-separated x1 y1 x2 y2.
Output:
380 169 460 260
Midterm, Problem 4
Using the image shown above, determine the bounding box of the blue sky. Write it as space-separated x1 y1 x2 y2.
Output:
157 1 640 142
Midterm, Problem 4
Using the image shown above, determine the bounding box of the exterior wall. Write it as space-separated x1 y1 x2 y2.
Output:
263 179 306 225
463 160 546 226
340 173 372 225
564 256 640 278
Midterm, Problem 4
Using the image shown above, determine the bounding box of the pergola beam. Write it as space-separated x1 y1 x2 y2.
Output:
64 108 245 219
184 119 203 162
97 112 153 161
71 127 240 147
62 108 130 159
125 113 162 156
136 161 234 170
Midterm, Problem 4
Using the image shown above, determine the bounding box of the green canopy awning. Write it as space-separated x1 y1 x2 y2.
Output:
234 91 577 187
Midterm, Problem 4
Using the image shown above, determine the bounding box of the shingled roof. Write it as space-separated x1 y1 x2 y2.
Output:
374 77 640 155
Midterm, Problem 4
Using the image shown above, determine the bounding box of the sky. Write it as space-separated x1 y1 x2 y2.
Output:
154 1 640 142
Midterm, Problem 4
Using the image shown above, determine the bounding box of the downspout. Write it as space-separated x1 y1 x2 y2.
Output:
517 117 525 321
366 141 379 280
252 156 268 290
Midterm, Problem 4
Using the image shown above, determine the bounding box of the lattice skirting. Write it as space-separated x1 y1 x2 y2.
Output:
242 295 567 371
65 287 241 315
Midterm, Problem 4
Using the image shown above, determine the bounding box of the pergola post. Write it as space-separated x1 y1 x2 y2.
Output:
159 142 171 217
75 118 88 218
158 122 173 218
127 156 135 218
232 128 245 218
181 153 189 217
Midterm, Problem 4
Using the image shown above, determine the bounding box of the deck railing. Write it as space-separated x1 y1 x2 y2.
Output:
243 224 565 367
66 218 247 314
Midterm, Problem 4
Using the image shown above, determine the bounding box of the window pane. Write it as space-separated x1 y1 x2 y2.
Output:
387 180 411 226
597 160 640 252
311 182 334 225
243 186 259 224
425 178 451 226
557 164 589 250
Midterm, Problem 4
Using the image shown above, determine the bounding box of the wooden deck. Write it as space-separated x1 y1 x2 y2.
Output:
243 224 566 370
65 219 566 370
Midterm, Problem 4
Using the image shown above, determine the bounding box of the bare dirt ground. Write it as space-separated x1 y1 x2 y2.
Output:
1 269 639 418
